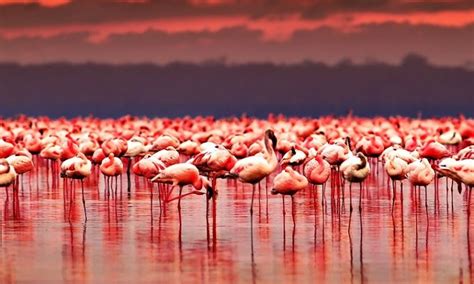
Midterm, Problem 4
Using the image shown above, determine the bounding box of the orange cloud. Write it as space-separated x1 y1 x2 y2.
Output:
0 9 472 42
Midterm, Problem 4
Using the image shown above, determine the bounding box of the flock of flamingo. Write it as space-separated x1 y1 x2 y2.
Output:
0 115 473 229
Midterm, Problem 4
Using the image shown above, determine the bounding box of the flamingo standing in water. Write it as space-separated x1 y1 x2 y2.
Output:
435 158 474 193
40 143 62 184
152 146 180 167
405 158 435 208
384 155 408 206
0 139 15 158
151 163 211 209
91 148 106 165
341 152 370 212
100 153 124 194
280 146 307 170
6 152 34 188
124 137 146 191
406 159 435 187
60 135 79 161
271 167 308 226
177 140 201 157
133 154 165 179
0 159 17 200
320 138 350 167
192 144 237 197
228 129 278 217
60 153 92 221
303 149 331 204
419 140 451 162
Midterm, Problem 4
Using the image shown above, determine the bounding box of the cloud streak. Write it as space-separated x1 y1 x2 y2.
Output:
1 24 472 67
0 0 472 29
0 0 472 65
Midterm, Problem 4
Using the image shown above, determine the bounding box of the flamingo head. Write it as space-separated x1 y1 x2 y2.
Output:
265 129 277 149
0 159 10 174
195 177 214 200
345 136 352 151
280 147 295 166
355 152 368 170
203 178 215 200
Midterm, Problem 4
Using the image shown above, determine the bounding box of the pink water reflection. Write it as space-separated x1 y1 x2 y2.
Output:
0 161 473 283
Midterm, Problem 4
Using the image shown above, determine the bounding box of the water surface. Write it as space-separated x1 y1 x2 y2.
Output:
0 161 472 283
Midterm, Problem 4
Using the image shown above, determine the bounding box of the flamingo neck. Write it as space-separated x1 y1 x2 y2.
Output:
263 137 277 170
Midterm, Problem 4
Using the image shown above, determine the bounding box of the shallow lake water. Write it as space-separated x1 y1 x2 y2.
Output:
0 159 472 283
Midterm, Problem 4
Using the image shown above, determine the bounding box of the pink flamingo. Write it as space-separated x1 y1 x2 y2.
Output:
192 144 237 197
100 153 124 194
133 154 166 179
384 155 408 206
0 159 17 200
60 153 92 221
419 140 451 162
151 163 211 209
228 129 278 217
405 158 435 209
341 152 370 212
0 139 15 158
271 167 308 226
303 150 330 204
281 146 307 169
6 152 34 188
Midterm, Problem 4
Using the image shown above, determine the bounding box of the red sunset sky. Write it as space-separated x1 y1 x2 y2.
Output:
0 0 473 66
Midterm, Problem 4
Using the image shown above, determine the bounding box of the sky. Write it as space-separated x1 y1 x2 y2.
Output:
0 0 473 66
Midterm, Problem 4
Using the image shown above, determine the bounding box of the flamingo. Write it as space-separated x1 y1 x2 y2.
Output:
303 149 331 204
151 163 211 209
280 146 307 169
355 134 385 158
435 158 474 192
405 158 435 211
91 148 106 165
438 130 462 146
384 155 408 206
406 159 435 187
101 138 128 157
78 136 99 157
150 134 180 152
0 159 17 200
132 154 166 179
23 133 43 155
228 129 278 217
192 144 237 194
320 137 351 167
271 167 308 225
0 138 15 158
454 146 474 160
230 142 249 159
6 152 34 188
419 140 451 162
341 152 370 211
40 143 62 182
177 140 201 157
60 153 92 221
124 137 146 191
60 135 79 161
152 146 180 167
100 153 124 193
